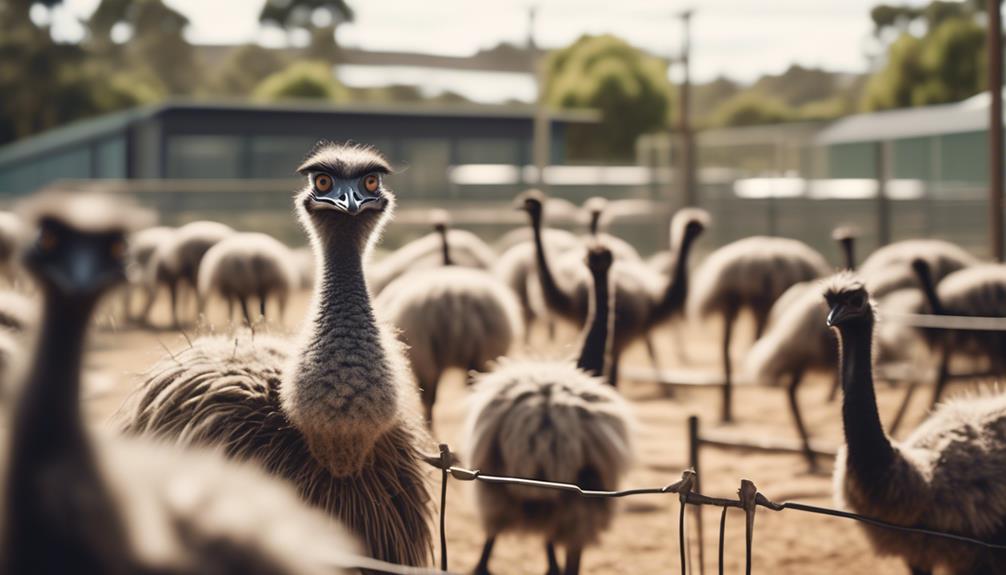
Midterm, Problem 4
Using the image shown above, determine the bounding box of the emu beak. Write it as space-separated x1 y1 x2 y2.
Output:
311 184 386 215
826 305 845 328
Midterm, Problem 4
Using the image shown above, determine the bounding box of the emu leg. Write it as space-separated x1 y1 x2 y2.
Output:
240 297 252 326
752 307 769 341
547 319 557 342
259 290 267 321
420 376 439 429
609 352 621 388
827 372 840 403
721 310 737 423
671 320 693 365
786 367 818 472
473 536 496 575
929 346 951 408
545 542 560 575
139 284 157 326
169 282 179 328
562 546 582 575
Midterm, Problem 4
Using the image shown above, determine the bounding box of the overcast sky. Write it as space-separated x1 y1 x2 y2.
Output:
53 0 933 83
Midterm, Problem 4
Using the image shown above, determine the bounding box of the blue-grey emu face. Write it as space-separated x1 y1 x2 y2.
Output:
298 143 393 217
306 171 388 215
24 217 128 298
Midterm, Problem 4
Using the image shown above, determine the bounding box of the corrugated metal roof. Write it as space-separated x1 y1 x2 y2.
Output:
815 92 1001 145
0 105 157 167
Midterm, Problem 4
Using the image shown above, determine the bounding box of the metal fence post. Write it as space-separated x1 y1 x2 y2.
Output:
688 416 705 574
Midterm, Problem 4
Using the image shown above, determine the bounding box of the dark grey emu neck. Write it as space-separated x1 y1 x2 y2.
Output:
836 316 896 484
576 263 613 382
3 291 131 574
529 207 577 320
437 228 453 266
650 223 702 326
282 224 399 476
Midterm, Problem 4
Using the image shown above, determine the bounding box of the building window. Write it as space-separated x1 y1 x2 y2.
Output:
166 135 242 179
95 136 127 178
249 136 318 179
456 138 520 165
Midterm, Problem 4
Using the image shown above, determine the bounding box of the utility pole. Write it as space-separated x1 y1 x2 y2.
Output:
988 0 1004 261
529 5 549 191
673 9 697 207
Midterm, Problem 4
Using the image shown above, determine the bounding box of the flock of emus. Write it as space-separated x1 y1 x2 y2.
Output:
0 142 1004 575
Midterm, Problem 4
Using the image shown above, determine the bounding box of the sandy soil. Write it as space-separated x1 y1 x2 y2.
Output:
72 288 966 575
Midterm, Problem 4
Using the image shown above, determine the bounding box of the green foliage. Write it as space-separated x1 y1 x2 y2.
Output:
863 5 985 111
691 76 741 124
253 61 347 102
209 44 288 97
863 34 926 109
916 17 985 104
798 97 852 121
749 65 850 108
0 3 158 144
545 34 672 161
711 92 794 127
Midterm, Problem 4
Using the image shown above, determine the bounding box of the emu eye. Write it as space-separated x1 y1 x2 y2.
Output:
38 230 57 252
110 240 126 260
313 173 333 194
363 174 380 193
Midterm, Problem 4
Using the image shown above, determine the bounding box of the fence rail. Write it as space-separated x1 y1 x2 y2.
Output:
422 416 1006 575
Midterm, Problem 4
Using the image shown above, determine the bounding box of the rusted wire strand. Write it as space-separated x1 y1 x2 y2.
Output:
757 496 1006 551
424 444 1006 575
717 507 727 575
883 310 1006 331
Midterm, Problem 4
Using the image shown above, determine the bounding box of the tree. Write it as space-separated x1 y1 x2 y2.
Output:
711 92 794 127
210 44 289 97
259 0 353 60
862 34 926 110
253 61 348 102
545 34 672 161
86 0 201 95
915 17 985 105
862 4 985 111
0 0 153 144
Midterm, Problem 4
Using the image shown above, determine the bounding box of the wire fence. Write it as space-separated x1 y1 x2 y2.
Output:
421 415 1006 575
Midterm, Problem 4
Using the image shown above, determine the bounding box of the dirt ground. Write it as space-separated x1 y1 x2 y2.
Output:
74 288 962 575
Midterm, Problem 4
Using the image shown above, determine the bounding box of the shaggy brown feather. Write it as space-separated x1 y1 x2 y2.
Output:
123 334 433 567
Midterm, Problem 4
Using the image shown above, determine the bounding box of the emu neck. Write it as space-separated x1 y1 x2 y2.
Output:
284 225 398 476
915 267 944 315
16 293 94 445
841 239 856 270
652 229 698 324
3 289 123 572
589 214 601 236
529 211 576 320
576 267 612 381
837 319 896 480
438 230 453 266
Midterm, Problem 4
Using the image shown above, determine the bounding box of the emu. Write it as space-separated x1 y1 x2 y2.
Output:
121 143 433 566
3 191 361 575
825 274 1006 575
466 244 634 575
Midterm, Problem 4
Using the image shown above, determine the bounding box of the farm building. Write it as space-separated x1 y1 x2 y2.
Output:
0 100 597 198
